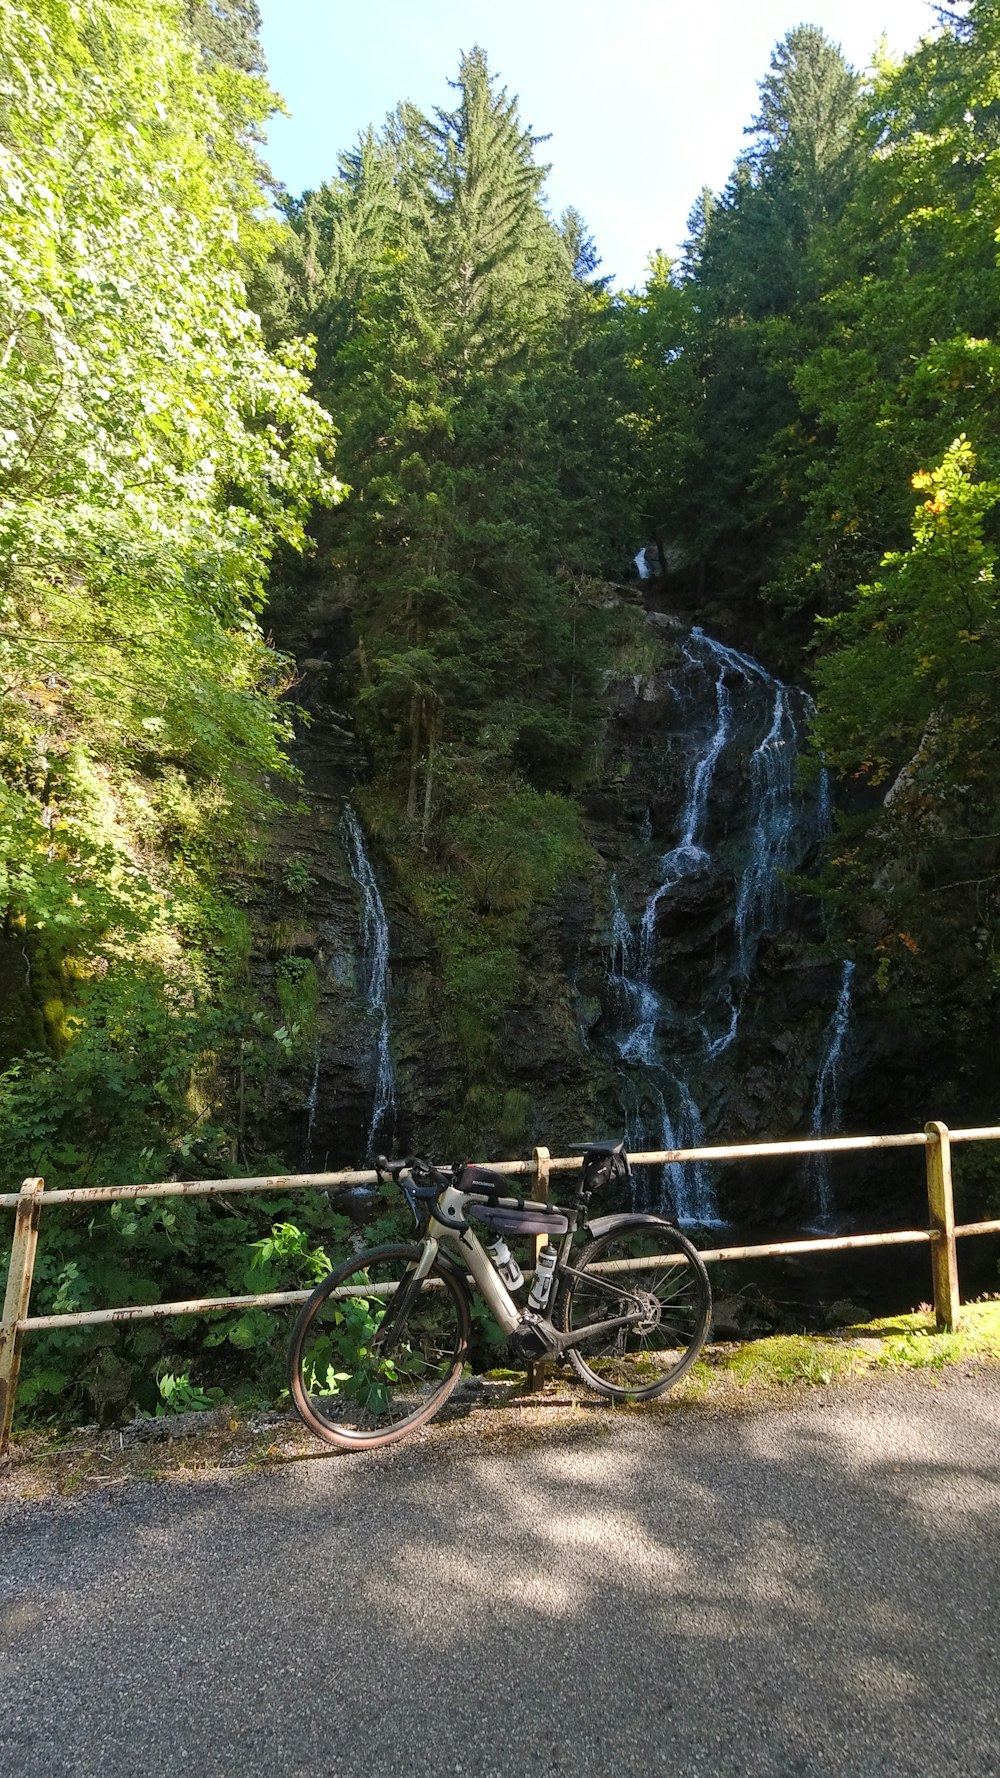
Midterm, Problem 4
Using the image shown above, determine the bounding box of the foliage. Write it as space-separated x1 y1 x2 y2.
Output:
266 48 639 1095
0 0 341 1422
640 26 865 602
394 777 591 1087
0 0 340 1099
788 1 1000 617
814 438 1000 788
811 438 1000 1000
182 0 265 74
152 1370 224 1414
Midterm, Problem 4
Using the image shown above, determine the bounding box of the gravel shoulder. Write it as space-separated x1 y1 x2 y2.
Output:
4 1302 1000 1506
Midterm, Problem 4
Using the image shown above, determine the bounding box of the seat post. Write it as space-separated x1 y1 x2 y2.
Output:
525 1146 550 1396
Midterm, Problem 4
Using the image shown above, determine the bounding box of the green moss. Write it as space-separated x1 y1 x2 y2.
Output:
722 1332 859 1389
671 1298 1000 1406
392 779 594 1086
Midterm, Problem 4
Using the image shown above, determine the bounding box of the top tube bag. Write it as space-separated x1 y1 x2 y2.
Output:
467 1204 569 1237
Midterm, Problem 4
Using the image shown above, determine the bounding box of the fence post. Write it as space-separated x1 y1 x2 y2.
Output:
0 1177 45 1458
525 1147 551 1395
924 1122 960 1332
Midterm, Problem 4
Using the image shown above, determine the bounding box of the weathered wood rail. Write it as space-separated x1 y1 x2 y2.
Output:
2 1119 999 1454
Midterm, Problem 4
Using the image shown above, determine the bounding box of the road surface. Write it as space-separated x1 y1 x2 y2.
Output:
2 1369 999 1777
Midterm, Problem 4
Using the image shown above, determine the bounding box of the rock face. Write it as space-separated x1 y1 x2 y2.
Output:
564 619 845 1225
244 721 378 1171
253 588 951 1228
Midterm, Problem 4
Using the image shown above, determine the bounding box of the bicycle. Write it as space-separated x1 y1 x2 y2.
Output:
287 1139 712 1450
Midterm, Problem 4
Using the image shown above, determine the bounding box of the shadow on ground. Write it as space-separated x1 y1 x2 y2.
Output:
1 1369 998 1778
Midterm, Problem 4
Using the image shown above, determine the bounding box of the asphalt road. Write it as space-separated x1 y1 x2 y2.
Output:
2 1369 999 1778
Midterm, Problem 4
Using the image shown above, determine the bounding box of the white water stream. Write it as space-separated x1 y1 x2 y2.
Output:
606 626 832 1225
340 804 397 1160
806 958 856 1225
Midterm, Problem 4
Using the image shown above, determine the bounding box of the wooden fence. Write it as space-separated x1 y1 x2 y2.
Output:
2 1119 1000 1454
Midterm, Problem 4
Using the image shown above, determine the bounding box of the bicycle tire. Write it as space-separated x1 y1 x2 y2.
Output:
288 1242 470 1449
557 1218 711 1401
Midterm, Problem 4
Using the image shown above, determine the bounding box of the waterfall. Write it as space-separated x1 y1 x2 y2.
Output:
607 876 710 1216
660 1081 717 1224
734 683 799 977
302 1046 322 1164
340 804 397 1160
605 625 820 1226
817 765 833 839
807 959 856 1225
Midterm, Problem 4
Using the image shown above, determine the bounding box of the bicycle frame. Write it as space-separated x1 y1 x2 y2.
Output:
418 1181 648 1353
427 1200 523 1337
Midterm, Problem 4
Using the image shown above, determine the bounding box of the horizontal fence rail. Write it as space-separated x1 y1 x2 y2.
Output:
3 1122 1000 1453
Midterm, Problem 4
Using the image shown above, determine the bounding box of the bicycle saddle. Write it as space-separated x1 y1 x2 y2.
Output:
576 1140 627 1159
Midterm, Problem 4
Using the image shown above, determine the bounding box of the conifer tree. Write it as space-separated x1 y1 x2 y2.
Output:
668 27 863 601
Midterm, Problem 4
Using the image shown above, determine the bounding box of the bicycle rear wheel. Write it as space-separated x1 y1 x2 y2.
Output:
288 1242 470 1449
558 1219 711 1401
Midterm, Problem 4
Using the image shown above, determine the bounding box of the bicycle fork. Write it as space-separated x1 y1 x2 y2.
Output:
374 1238 446 1356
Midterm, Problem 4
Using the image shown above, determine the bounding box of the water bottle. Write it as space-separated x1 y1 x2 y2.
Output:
527 1244 558 1312
487 1235 523 1291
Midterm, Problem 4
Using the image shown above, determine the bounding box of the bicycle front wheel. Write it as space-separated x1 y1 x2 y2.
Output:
288 1242 470 1449
558 1219 711 1401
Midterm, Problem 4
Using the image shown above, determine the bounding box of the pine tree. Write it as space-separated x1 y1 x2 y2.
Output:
665 28 863 602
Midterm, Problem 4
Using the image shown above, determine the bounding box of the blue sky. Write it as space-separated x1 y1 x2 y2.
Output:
259 0 940 291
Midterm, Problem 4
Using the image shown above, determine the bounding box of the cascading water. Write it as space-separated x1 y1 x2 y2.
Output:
302 1046 322 1165
733 683 799 979
806 959 856 1225
606 875 713 1217
340 804 397 1160
605 625 823 1225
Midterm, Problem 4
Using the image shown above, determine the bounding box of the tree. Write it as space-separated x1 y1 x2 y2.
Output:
615 253 698 572
293 47 619 817
0 0 338 1084
811 438 1000 1001
665 27 864 601
748 23 863 204
787 0 1000 618
267 49 642 1113
183 0 265 73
